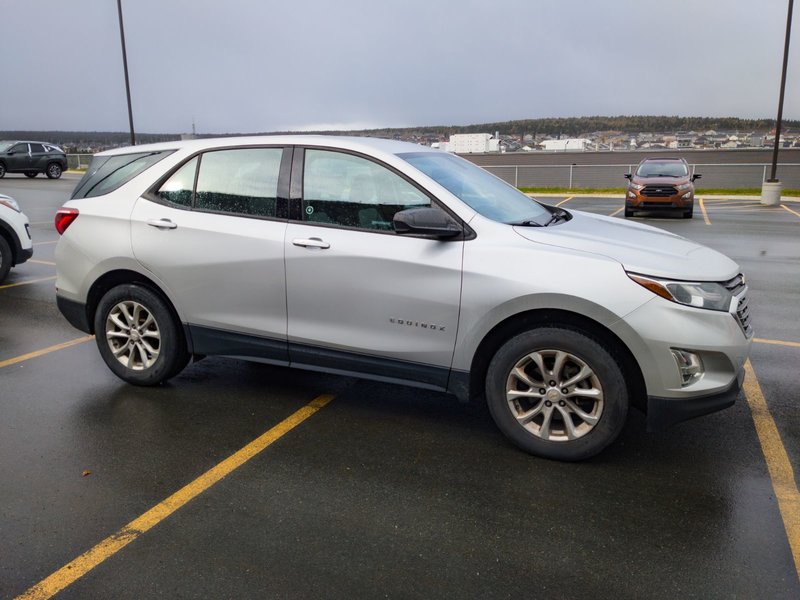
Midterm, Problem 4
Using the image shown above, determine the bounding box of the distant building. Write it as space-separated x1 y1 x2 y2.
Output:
446 133 500 153
539 138 592 151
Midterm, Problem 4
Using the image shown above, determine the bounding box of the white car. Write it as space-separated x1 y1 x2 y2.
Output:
54 136 752 460
0 193 33 282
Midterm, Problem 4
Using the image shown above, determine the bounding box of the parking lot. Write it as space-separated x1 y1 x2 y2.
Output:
2 174 799 598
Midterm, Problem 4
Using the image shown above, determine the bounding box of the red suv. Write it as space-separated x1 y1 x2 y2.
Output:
624 157 701 219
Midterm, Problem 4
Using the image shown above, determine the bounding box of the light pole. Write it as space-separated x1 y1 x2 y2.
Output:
117 0 135 146
762 0 794 205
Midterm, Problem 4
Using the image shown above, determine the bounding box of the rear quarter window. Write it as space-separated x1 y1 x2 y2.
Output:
72 151 174 199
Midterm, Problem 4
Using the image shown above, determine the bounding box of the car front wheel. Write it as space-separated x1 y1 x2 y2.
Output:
485 327 629 461
0 235 12 282
0 163 6 178
94 284 189 385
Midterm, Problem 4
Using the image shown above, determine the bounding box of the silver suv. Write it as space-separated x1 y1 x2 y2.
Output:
54 137 752 460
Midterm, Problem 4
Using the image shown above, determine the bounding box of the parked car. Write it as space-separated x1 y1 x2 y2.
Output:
0 193 33 282
624 157 701 218
54 137 751 460
0 141 68 179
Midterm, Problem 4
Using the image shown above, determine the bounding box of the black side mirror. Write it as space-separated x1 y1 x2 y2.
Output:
691 174 702 182
393 207 462 238
624 173 632 180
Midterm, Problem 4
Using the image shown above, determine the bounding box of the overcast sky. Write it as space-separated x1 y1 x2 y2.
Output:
1 0 797 133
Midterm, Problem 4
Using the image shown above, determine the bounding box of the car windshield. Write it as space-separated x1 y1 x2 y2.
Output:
636 161 688 177
398 151 551 225
0 141 14 152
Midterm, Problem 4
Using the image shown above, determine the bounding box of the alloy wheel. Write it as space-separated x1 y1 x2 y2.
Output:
105 300 161 370
505 349 604 442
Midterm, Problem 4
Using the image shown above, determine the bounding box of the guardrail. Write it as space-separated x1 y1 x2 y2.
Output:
481 163 800 189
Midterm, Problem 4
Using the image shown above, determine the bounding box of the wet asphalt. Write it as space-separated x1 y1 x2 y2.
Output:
1 174 798 599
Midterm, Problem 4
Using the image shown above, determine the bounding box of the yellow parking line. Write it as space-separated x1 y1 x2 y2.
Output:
556 196 574 206
609 206 624 217
28 259 56 266
16 394 335 600
754 337 800 349
0 275 56 290
782 204 800 219
743 360 800 577
705 203 763 208
32 240 58 246
698 198 711 225
0 336 94 369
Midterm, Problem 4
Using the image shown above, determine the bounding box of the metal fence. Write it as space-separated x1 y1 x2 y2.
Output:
66 154 94 170
481 163 800 190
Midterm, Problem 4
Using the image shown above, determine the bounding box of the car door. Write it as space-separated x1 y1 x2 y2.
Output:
29 143 47 171
6 143 29 171
130 146 291 362
284 148 464 388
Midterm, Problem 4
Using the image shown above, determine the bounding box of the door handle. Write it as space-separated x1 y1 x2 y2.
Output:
147 218 178 230
292 237 330 249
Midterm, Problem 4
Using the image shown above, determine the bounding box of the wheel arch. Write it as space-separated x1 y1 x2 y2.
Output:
464 308 647 412
85 269 190 352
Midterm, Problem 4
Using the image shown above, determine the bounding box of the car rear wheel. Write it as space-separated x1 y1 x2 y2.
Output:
485 327 629 461
25 172 37 178
94 284 189 385
0 236 12 282
46 162 63 179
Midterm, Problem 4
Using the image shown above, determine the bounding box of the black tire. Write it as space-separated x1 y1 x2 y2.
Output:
0 235 12 283
682 206 693 219
0 162 6 178
485 327 629 461
25 172 37 178
624 207 634 218
45 162 63 179
94 284 189 385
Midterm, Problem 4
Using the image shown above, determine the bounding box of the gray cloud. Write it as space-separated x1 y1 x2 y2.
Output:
1 0 797 133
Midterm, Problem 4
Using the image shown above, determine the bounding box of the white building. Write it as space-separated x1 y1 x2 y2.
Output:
446 133 500 154
539 138 592 152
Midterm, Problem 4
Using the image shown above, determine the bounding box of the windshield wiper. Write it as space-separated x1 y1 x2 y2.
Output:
510 220 543 227
544 207 568 226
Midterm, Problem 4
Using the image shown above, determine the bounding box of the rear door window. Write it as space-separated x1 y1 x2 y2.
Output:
154 157 198 207
193 148 282 218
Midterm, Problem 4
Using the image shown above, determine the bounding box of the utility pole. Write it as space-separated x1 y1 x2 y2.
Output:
117 0 136 146
763 0 794 204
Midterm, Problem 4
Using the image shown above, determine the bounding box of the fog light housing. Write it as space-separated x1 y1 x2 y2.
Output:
681 192 692 200
627 191 636 198
671 349 704 386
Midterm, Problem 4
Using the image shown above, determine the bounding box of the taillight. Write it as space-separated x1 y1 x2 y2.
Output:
55 208 79 234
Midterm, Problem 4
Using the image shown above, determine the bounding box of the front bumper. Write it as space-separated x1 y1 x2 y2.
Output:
646 367 744 431
626 190 693 209
16 246 33 266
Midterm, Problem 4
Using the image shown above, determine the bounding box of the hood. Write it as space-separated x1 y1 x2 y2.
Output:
631 174 691 186
513 210 740 281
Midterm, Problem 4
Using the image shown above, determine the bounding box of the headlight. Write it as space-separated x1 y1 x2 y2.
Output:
627 273 733 312
0 197 20 212
676 183 692 191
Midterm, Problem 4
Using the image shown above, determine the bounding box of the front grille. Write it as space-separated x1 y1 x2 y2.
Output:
641 185 677 197
725 274 752 337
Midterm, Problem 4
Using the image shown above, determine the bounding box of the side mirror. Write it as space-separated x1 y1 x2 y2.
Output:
393 207 462 238
691 174 702 182
624 173 632 180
